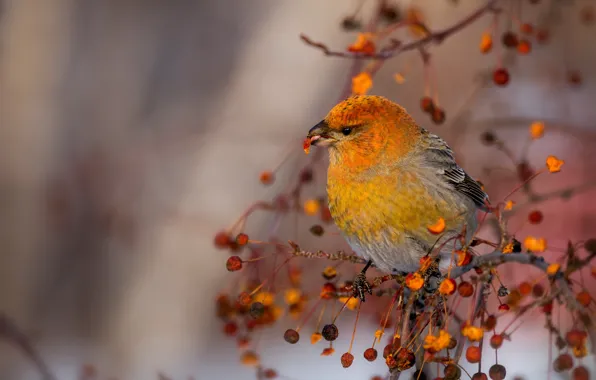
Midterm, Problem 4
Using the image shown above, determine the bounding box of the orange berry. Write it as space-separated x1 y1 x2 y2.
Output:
517 39 531 54
518 282 532 295
493 68 510 86
576 291 591 307
320 282 336 299
235 233 249 246
303 199 320 216
566 330 587 348
214 231 231 249
456 250 472 266
263 369 278 379
439 278 456 296
259 171 275 185
466 346 482 363
483 314 497 331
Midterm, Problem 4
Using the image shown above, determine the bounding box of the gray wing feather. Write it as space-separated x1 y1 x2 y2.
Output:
420 128 489 210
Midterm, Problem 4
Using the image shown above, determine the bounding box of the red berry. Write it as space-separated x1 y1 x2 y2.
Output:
214 231 231 249
553 353 573 372
226 256 243 272
490 334 504 349
483 314 497 331
284 329 300 344
502 31 519 48
431 108 446 125
576 291 591 307
498 304 510 312
263 369 278 379
364 348 378 361
536 28 550 44
235 233 249 246
566 330 587 348
532 283 545 297
458 281 474 297
528 210 543 224
420 97 435 113
472 373 488 380
224 321 238 336
572 366 590 380
493 68 510 86
542 301 553 314
341 352 354 368
568 70 582 87
520 23 534 34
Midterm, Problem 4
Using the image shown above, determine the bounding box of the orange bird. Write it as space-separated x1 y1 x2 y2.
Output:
306 95 489 301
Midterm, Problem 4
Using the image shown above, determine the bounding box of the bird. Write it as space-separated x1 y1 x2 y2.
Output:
306 95 489 301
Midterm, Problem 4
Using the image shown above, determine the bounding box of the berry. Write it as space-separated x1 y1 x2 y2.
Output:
517 39 531 54
259 171 275 185
364 348 378 361
481 131 496 145
566 330 587 348
341 352 354 368
236 233 249 246
532 283 545 297
263 369 278 379
444 363 461 379
528 210 543 224
249 302 265 319
520 23 534 34
483 314 497 330
553 353 573 372
309 224 324 236
472 373 488 380
458 281 474 297
489 364 506 380
518 282 532 295
320 282 337 299
568 70 582 87
542 301 553 314
490 334 504 349
502 31 518 48
237 292 252 306
420 97 435 113
536 28 550 44
447 337 457 349
466 346 481 363
493 68 510 86
380 5 400 23
320 206 333 223
322 324 339 341
214 231 231 249
341 17 361 31
299 169 313 183
431 108 446 125
572 366 590 380
226 256 243 272
284 329 300 344
576 291 591 307
585 238 596 253
224 321 238 336
498 304 510 312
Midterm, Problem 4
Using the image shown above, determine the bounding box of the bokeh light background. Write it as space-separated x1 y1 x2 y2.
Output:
1 0 595 379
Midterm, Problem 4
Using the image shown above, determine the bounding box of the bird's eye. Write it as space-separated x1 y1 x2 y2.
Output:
341 127 352 136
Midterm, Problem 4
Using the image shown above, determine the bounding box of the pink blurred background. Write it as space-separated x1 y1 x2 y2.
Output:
1 0 595 379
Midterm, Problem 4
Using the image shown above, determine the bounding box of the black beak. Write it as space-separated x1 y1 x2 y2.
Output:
307 120 331 146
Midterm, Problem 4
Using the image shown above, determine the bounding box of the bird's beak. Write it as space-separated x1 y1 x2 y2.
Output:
306 120 334 147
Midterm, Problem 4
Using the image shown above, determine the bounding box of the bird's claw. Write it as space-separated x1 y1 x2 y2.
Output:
353 272 373 302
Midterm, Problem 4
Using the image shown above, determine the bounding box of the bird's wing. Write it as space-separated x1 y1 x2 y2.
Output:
418 128 489 210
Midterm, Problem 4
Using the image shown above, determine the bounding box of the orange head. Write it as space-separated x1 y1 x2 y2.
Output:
306 95 420 171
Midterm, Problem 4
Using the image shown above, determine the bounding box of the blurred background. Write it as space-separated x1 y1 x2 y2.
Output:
1 0 595 379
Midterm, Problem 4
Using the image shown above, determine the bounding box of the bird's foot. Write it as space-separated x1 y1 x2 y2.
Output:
353 272 373 302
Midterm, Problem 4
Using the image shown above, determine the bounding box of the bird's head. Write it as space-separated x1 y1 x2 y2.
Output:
306 95 419 170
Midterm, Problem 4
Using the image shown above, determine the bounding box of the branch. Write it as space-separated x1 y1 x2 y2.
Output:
287 240 367 264
300 0 499 60
0 314 57 380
